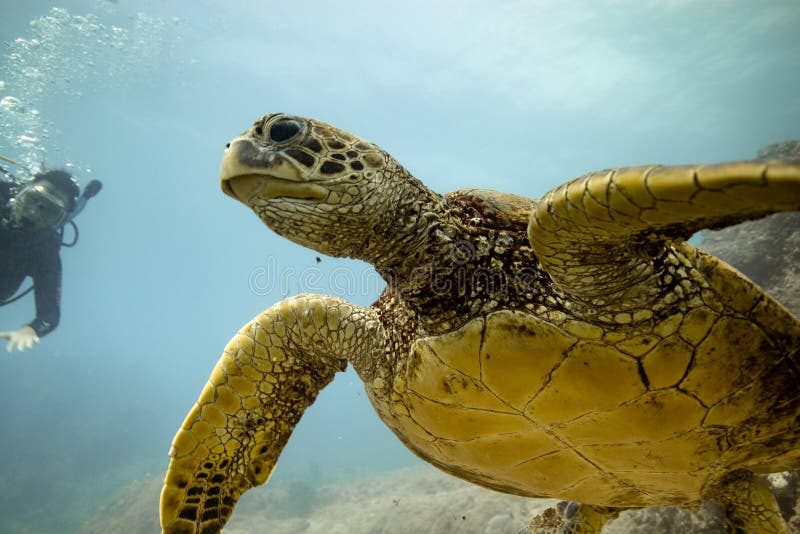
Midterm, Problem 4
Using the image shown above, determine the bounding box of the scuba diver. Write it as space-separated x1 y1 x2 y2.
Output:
0 155 101 352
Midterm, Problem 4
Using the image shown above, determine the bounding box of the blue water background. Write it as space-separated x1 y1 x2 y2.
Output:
0 1 798 531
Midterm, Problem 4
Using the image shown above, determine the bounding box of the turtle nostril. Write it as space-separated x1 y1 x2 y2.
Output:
225 142 231 149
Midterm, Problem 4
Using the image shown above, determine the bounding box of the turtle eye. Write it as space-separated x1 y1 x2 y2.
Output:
269 118 302 143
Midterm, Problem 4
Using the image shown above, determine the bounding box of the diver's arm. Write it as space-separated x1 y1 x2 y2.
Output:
29 236 62 337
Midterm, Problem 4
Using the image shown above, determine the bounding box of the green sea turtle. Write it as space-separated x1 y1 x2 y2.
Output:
160 113 800 533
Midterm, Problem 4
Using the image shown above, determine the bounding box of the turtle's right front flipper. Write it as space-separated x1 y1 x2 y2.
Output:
160 295 383 534
527 161 800 308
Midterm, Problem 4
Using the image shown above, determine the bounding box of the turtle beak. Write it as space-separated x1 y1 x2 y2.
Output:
220 137 328 203
220 137 282 202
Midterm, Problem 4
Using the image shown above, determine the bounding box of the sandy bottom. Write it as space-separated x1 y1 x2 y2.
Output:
80 464 800 533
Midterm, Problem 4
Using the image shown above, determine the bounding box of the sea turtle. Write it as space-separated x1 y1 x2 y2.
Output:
160 113 800 534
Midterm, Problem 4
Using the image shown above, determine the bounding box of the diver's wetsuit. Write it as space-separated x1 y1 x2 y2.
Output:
0 180 62 336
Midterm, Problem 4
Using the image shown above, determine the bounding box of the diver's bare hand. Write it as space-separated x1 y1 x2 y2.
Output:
0 326 40 352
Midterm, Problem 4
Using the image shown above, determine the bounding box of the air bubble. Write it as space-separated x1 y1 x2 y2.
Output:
1 6 182 174
0 96 20 110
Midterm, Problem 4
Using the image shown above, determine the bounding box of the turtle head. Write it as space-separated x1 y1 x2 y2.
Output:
221 113 409 259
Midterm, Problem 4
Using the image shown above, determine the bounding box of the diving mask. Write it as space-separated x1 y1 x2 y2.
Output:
12 182 71 229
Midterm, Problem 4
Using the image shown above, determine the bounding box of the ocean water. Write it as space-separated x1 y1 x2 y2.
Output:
0 1 798 532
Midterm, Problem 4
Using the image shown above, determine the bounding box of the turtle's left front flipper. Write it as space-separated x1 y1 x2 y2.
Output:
160 295 384 534
528 161 800 308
